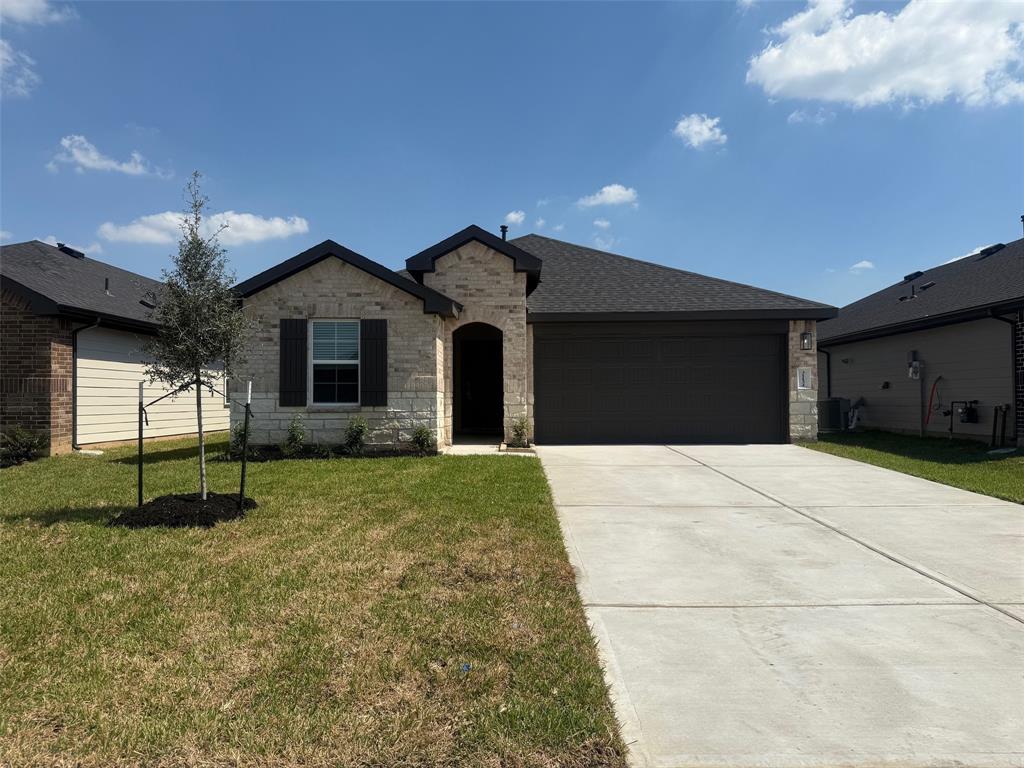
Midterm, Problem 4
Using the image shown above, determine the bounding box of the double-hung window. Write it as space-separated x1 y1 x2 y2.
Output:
311 320 359 404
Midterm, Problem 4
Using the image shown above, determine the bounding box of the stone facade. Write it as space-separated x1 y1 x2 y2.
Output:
1015 310 1024 447
233 258 444 447
423 242 531 446
0 290 73 454
788 319 819 441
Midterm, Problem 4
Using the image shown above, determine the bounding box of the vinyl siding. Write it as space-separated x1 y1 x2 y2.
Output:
75 326 230 444
820 319 1015 440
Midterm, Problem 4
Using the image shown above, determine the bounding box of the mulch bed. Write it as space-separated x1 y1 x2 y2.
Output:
109 492 257 529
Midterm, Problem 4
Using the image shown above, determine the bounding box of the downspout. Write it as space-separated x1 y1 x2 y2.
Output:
71 318 101 449
989 309 1020 442
819 347 832 398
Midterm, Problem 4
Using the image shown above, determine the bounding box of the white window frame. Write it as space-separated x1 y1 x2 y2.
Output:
309 319 360 406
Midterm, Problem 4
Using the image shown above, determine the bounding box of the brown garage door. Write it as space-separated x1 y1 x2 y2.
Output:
533 321 788 444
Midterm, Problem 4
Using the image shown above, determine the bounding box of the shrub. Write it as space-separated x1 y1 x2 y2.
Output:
281 415 307 458
410 425 435 456
0 427 47 468
344 416 369 456
509 417 530 448
227 419 252 460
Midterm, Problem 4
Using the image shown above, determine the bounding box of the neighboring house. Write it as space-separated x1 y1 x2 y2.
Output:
818 238 1024 445
0 240 229 454
232 225 835 448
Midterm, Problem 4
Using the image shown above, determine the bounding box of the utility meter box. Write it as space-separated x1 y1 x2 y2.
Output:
907 360 921 380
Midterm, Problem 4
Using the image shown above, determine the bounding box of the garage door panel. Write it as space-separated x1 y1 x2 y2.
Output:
534 323 785 444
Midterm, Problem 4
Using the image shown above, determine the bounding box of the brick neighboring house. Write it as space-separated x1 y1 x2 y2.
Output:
1 241 228 454
232 226 835 448
818 238 1024 446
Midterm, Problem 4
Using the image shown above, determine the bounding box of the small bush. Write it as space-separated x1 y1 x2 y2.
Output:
410 425 435 456
509 417 530 448
344 416 369 456
227 419 252 459
281 415 307 458
0 427 46 468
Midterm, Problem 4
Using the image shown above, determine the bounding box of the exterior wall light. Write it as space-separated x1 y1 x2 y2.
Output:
800 332 813 351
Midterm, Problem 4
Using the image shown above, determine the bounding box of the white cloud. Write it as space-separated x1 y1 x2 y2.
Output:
0 230 13 242
41 234 102 255
552 223 565 233
945 243 996 264
576 183 638 208
0 0 75 24
535 218 546 229
593 235 619 251
849 259 875 272
1 39 40 98
593 218 611 230
787 107 835 125
536 198 550 207
672 113 728 149
747 0 1024 108
504 210 526 226
98 210 310 246
47 135 169 177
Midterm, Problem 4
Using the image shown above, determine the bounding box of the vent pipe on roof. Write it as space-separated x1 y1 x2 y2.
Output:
57 242 85 259
104 277 112 296
499 225 508 241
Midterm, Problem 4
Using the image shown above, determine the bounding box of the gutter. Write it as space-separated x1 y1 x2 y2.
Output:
989 308 1020 440
71 317 101 449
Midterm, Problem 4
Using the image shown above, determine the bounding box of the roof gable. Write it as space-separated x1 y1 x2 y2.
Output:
818 238 1024 344
405 225 542 289
233 239 461 316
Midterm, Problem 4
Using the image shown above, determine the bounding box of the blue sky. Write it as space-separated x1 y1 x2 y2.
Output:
2 0 1022 307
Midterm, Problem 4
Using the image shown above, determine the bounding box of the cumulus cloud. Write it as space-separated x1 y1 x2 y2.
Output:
593 218 611 230
787 107 835 125
576 183 638 208
41 234 102 255
535 218 546 229
552 223 565 233
47 135 169 177
849 259 875 273
504 210 526 226
593 235 618 251
0 0 75 24
672 113 728 148
98 210 310 246
0 229 13 242
1 39 40 98
747 0 1024 108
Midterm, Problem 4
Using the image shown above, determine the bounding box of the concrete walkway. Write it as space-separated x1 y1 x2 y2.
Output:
537 444 1024 768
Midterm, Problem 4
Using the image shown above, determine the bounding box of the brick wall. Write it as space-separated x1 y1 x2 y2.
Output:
1 291 73 454
423 241 530 446
788 319 819 441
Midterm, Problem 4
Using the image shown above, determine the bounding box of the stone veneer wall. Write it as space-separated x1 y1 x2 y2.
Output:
1015 310 1023 447
0 291 73 454
788 319 819 441
422 242 530 446
232 258 444 447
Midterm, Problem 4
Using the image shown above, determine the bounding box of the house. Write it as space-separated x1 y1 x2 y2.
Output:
817 238 1024 445
0 240 229 454
232 225 835 448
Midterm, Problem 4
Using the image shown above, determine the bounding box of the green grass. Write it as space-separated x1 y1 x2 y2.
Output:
803 430 1024 504
0 435 624 767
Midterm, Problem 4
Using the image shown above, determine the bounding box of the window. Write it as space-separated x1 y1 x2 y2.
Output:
311 320 359 404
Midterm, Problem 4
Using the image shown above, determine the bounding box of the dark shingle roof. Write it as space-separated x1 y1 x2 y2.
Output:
1 240 160 329
512 234 835 319
818 238 1024 344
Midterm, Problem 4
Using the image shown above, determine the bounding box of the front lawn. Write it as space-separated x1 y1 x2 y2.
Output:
0 435 624 767
804 430 1024 504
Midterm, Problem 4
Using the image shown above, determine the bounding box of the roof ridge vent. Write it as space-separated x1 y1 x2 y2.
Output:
903 270 924 282
57 242 85 259
974 243 1006 260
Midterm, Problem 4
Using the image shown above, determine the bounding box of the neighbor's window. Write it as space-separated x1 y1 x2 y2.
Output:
311 320 359 404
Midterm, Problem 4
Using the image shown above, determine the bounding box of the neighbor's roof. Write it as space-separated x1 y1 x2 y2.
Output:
0 240 160 330
512 234 836 320
818 238 1024 345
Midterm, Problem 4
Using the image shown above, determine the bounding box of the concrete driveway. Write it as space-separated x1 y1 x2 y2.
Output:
537 444 1024 768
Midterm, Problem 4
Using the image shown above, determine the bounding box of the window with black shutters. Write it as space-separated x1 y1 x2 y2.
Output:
310 320 359 404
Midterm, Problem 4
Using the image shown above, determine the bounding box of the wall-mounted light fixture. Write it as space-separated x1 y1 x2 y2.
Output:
800 332 813 350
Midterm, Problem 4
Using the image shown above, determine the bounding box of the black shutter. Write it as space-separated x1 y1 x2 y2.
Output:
360 319 388 406
279 319 308 407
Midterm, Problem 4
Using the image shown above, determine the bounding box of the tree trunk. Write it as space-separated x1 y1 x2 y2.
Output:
196 371 207 500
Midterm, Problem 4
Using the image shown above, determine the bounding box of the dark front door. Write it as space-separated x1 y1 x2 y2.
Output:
454 323 503 437
533 321 788 444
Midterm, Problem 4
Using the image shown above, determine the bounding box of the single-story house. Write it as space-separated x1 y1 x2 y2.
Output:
0 240 228 454
818 238 1023 445
232 225 835 448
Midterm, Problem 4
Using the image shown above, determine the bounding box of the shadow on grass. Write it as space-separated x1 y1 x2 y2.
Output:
112 444 226 466
818 430 1020 466
2 505 126 526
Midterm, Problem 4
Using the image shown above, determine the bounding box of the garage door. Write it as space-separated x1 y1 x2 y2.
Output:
533 321 787 444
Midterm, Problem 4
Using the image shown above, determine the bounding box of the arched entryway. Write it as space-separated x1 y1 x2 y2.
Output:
453 322 503 440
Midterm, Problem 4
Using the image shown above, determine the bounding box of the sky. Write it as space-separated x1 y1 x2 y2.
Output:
2 0 1023 308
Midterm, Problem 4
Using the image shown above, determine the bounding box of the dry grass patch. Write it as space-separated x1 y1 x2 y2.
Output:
0 435 624 767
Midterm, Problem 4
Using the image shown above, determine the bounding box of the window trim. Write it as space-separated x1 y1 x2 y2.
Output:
309 318 360 406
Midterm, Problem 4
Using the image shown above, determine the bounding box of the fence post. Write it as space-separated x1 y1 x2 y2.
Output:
137 381 144 507
239 381 252 510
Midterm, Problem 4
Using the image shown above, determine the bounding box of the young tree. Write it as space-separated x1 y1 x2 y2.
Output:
145 172 250 500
